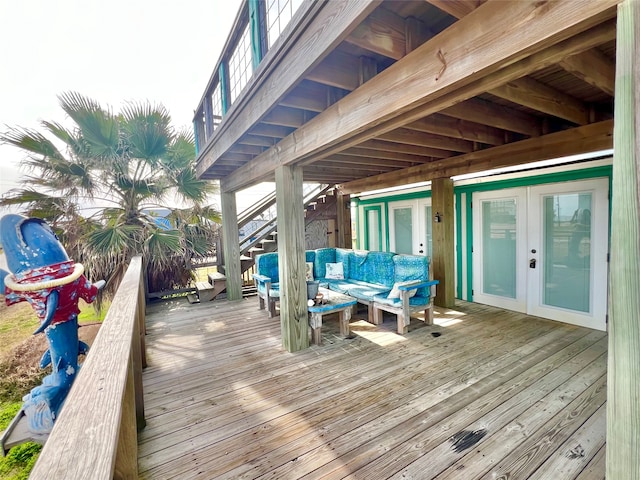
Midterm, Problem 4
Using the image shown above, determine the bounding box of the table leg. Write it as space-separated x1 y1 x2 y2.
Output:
309 312 323 345
339 307 352 337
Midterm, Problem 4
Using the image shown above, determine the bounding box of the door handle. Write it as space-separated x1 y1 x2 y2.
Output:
419 250 424 254
529 258 537 269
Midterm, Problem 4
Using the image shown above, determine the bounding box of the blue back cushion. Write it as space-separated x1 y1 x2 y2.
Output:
255 252 279 283
349 251 395 286
314 248 336 278
393 254 429 297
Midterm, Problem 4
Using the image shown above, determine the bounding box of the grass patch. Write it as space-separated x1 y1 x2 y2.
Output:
0 299 106 478
0 400 43 480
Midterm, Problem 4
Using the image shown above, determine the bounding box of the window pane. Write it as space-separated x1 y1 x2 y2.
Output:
394 208 413 254
366 209 380 251
542 193 591 312
424 205 433 258
482 199 517 298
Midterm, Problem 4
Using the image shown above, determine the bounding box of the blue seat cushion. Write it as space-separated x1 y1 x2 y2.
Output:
268 284 280 298
321 278 390 302
373 294 430 308
347 284 392 302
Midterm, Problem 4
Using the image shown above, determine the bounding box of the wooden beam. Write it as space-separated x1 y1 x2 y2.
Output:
339 120 613 194
441 98 541 136
425 0 486 19
220 191 242 300
346 7 406 60
379 128 474 153
220 152 253 162
431 177 455 308
222 0 617 192
250 124 295 138
306 50 360 90
359 56 377 85
432 0 616 99
316 158 398 173
196 0 381 178
229 144 265 155
275 165 309 352
279 82 329 112
358 138 452 157
406 113 505 145
490 77 590 125
261 106 310 128
560 49 616 96
405 16 433 53
239 134 277 147
334 149 430 164
607 1 640 478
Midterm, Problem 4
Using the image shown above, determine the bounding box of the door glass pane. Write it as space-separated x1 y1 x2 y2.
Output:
366 209 380 251
482 199 517 298
424 205 433 257
542 193 591 312
394 207 413 254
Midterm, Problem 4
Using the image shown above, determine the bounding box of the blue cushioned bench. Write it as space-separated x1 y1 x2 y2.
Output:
253 248 438 334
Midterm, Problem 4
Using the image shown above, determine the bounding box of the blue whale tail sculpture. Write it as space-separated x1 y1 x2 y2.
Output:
0 214 105 435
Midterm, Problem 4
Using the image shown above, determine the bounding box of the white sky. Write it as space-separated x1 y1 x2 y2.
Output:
0 0 260 206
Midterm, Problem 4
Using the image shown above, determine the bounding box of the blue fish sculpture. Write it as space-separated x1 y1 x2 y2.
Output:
0 214 105 434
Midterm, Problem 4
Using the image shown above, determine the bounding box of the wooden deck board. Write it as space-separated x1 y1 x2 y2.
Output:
138 298 607 480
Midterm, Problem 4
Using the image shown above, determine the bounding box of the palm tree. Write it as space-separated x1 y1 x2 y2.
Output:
0 92 220 295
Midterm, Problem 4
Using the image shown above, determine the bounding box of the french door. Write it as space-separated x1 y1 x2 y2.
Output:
388 199 432 256
472 179 609 331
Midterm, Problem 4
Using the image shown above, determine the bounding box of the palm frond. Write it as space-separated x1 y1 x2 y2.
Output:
170 167 216 203
120 101 172 161
1 127 65 160
87 224 141 255
163 130 195 169
58 92 120 158
41 120 94 160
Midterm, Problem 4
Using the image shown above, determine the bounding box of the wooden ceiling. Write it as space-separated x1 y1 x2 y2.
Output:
195 0 617 194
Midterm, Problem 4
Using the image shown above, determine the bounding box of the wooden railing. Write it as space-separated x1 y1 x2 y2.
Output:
29 256 146 480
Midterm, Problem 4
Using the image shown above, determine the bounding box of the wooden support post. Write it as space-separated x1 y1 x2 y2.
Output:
275 165 309 352
607 1 640 478
431 177 455 308
336 191 352 248
221 190 242 300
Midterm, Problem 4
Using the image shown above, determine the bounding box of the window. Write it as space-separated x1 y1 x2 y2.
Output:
210 82 223 131
265 0 303 48
228 24 252 104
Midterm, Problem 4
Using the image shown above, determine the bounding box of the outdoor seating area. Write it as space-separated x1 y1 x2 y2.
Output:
138 296 607 479
253 248 438 334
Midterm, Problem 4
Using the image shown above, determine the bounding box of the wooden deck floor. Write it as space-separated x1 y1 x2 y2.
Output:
138 297 607 480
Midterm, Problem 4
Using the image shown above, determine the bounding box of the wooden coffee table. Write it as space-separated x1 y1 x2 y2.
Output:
307 288 357 345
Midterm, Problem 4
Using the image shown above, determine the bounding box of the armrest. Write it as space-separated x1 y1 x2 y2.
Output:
252 274 272 283
397 279 439 291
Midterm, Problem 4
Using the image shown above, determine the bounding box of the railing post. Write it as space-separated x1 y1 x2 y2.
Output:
249 0 264 70
114 356 137 479
219 63 230 115
133 288 146 430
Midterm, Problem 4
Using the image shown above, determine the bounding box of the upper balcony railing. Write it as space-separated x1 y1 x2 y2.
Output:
193 0 304 154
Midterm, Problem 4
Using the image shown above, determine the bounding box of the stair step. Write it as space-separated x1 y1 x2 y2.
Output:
195 281 217 302
248 247 265 257
187 293 200 304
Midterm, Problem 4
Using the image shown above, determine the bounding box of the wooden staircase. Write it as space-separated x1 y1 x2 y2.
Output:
211 184 337 297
